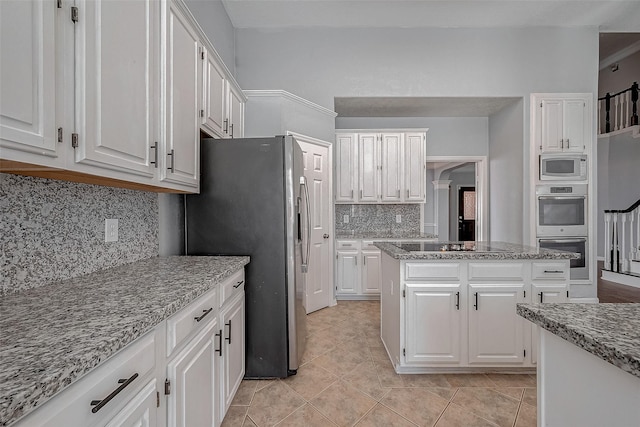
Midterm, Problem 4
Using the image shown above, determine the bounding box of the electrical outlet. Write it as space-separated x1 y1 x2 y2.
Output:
105 219 118 242
343 215 349 224
396 214 402 223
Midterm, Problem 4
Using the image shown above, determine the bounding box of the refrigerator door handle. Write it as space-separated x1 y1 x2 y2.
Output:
300 176 311 273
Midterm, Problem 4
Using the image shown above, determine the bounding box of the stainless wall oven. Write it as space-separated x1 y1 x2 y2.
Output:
538 237 589 280
536 184 587 237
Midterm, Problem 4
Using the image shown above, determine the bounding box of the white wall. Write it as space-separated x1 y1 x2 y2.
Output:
599 50 640 97
597 138 610 258
488 99 525 244
186 0 236 76
236 27 598 109
236 26 598 245
336 117 489 157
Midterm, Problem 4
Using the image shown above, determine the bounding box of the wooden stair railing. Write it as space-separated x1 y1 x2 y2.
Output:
604 198 640 273
598 82 639 135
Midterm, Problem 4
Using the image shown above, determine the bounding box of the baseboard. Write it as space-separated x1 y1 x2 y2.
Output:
336 294 380 301
601 270 640 289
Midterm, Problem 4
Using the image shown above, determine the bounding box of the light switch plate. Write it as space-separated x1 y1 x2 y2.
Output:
396 215 402 223
105 219 118 242
343 215 349 224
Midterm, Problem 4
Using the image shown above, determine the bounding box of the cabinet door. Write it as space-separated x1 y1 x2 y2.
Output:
358 133 379 202
405 283 462 364
166 318 218 427
336 250 359 294
335 133 357 202
228 84 244 139
220 292 245 419
0 0 59 164
202 47 227 138
162 2 200 190
104 380 157 427
530 283 568 364
361 250 381 294
74 0 157 179
540 99 564 153
404 132 426 202
380 133 403 202
468 284 526 364
563 99 586 152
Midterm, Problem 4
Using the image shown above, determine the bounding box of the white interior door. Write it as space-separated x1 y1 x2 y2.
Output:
296 135 333 313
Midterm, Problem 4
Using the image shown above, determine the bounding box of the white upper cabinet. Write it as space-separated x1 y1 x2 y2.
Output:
1 0 243 194
358 133 379 202
74 0 158 180
335 130 427 204
200 47 245 140
380 133 402 202
0 0 59 166
161 1 200 191
201 47 227 138
335 133 357 202
228 84 244 139
536 95 591 154
404 132 426 202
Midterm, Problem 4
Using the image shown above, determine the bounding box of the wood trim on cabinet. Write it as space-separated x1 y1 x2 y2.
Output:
0 159 190 193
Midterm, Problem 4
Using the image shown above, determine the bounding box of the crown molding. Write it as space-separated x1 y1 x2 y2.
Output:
243 90 337 117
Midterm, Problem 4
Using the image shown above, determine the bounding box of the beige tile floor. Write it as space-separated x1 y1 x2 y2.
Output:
222 300 536 427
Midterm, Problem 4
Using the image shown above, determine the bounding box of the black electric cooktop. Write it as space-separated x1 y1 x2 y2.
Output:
395 242 505 252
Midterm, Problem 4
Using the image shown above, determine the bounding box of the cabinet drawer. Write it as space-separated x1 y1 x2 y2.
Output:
532 262 568 280
15 332 156 427
337 240 360 250
362 240 378 250
468 263 525 280
405 263 460 280
221 269 245 307
167 286 218 356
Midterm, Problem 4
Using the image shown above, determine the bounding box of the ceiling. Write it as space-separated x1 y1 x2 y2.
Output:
222 0 640 31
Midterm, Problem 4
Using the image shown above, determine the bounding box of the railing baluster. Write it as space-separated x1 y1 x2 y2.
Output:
621 213 628 272
631 82 639 126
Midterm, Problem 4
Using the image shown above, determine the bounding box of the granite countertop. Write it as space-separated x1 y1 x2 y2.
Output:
0 255 249 426
374 240 581 260
335 231 438 240
517 303 640 380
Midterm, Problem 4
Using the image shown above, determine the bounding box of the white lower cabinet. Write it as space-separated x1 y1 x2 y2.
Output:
166 319 219 427
468 283 527 364
380 256 569 373
336 240 381 298
405 283 462 364
13 269 246 427
104 380 158 427
220 291 245 416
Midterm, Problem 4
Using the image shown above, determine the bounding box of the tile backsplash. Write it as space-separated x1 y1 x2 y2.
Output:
335 204 421 234
0 174 159 295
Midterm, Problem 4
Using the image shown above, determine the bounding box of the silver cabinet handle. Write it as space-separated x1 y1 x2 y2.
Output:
150 142 158 168
407 189 409 198
230 123 234 138
223 118 228 134
397 189 400 198
350 189 354 199
544 270 564 274
360 190 363 199
363 255 366 265
539 292 544 303
167 149 175 172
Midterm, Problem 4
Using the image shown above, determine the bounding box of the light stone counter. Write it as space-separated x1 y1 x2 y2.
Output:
375 240 580 260
0 256 249 426
335 231 437 240
517 303 640 379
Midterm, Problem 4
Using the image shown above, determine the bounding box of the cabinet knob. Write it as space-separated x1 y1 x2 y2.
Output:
323 234 330 239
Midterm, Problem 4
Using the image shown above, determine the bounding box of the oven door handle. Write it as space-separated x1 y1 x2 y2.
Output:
537 196 586 200
539 238 587 244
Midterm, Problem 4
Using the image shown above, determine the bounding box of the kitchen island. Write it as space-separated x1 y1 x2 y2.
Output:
0 256 249 427
517 303 640 427
375 241 578 373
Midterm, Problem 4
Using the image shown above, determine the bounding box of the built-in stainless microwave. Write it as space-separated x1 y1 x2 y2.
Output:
536 184 588 237
539 154 587 181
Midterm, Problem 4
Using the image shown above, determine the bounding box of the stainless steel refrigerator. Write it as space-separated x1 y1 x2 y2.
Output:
185 136 308 378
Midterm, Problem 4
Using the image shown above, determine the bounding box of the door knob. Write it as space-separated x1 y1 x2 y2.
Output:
323 234 330 239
